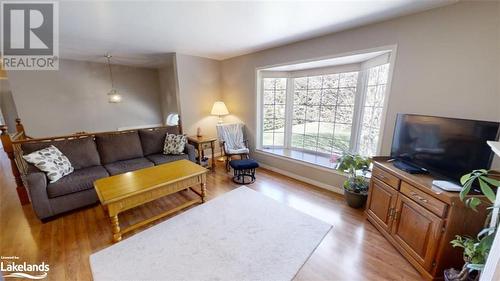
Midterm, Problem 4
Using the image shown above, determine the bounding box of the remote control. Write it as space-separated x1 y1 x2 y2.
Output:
432 180 462 192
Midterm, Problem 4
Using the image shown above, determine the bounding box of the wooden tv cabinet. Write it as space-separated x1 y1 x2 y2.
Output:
366 157 487 280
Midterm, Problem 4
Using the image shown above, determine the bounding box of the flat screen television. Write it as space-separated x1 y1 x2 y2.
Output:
390 114 500 183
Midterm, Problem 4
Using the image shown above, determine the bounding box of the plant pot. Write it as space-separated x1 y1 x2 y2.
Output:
444 267 478 281
344 189 368 209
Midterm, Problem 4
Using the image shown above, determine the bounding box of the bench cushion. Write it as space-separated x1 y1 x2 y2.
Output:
229 159 259 170
104 157 154 176
96 132 144 164
21 137 101 170
226 148 250 154
47 166 109 198
139 126 180 156
146 153 188 165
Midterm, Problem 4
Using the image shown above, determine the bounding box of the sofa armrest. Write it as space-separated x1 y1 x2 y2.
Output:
184 143 196 163
25 172 53 220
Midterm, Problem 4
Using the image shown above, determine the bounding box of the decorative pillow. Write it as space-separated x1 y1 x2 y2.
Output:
163 134 187 155
22 145 74 183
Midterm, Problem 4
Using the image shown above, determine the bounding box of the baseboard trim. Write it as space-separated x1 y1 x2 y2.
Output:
258 163 344 195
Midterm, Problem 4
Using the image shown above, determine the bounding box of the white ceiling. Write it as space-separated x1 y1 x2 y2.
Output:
58 0 456 67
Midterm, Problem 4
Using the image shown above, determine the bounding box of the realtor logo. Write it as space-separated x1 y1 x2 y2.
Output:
1 256 50 280
1 1 59 70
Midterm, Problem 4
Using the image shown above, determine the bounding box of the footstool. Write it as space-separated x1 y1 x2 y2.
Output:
229 159 259 184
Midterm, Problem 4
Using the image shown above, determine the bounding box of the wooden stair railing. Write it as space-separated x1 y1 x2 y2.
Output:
1 118 30 205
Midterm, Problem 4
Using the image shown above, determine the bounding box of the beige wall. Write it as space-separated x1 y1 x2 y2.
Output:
7 59 163 137
221 1 500 189
0 80 19 133
176 54 222 139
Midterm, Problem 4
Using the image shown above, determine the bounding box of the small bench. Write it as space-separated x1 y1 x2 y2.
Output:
229 159 259 184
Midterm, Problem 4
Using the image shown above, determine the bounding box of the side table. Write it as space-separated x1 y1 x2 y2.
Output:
187 136 217 170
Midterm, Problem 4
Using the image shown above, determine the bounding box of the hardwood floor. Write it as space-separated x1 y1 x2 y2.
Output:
0 153 423 281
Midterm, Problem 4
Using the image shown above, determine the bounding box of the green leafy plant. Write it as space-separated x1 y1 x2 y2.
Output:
460 169 499 209
450 231 493 273
336 152 371 194
449 170 499 278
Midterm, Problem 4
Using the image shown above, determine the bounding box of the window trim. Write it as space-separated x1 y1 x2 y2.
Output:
256 45 398 159
254 148 346 176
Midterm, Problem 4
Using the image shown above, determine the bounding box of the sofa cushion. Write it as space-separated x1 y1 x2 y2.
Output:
146 153 189 165
104 157 154 176
47 166 109 198
96 131 144 164
23 145 74 183
163 133 187 155
139 126 180 156
21 137 101 170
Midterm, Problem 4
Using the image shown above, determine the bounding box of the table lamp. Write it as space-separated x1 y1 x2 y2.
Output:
211 101 229 124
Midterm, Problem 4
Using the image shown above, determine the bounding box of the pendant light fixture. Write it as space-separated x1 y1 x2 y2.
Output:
105 53 122 103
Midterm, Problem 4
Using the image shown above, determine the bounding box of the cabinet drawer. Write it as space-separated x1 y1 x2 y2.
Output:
372 166 400 190
400 182 447 217
201 143 212 150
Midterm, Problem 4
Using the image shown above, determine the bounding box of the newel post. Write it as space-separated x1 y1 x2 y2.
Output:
0 125 30 205
178 114 183 135
15 118 25 137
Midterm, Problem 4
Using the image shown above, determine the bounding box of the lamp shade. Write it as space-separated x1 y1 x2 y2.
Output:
211 101 229 116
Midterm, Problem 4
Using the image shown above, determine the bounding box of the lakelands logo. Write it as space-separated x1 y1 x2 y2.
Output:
1 256 49 279
1 1 59 70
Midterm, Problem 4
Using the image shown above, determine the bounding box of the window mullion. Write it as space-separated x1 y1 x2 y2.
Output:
317 77 324 154
284 76 294 149
259 75 264 149
351 69 367 153
272 81 276 147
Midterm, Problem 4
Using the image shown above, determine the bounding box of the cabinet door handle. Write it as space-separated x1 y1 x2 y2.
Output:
393 210 399 221
388 207 394 219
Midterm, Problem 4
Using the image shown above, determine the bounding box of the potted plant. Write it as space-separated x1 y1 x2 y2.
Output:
336 152 371 209
445 235 485 281
445 169 500 281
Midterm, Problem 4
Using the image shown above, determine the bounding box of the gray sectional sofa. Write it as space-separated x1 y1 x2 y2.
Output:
20 126 196 220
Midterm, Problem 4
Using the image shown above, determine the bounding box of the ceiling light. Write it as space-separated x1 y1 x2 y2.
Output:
105 53 122 103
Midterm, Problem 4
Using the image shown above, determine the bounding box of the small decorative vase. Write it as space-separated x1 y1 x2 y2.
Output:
196 127 202 137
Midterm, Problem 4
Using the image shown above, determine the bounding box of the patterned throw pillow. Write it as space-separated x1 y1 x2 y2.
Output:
22 145 74 183
163 133 186 155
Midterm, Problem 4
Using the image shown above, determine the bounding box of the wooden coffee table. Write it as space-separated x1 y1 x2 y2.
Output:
94 159 208 242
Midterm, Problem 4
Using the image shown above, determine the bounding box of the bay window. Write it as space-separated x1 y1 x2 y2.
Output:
258 53 392 161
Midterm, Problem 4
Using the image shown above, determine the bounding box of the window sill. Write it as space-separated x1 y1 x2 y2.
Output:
255 147 346 176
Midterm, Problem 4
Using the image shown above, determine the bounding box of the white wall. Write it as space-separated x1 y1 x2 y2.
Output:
221 1 500 188
7 59 163 137
176 54 222 139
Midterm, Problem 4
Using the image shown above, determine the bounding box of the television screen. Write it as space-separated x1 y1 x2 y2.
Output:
391 114 500 183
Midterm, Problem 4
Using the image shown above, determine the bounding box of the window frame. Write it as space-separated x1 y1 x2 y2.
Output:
356 62 391 156
259 71 289 149
256 47 397 159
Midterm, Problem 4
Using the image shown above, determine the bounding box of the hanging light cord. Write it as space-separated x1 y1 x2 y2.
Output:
106 54 115 89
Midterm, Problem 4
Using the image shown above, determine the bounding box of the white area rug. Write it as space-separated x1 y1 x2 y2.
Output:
90 186 332 281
